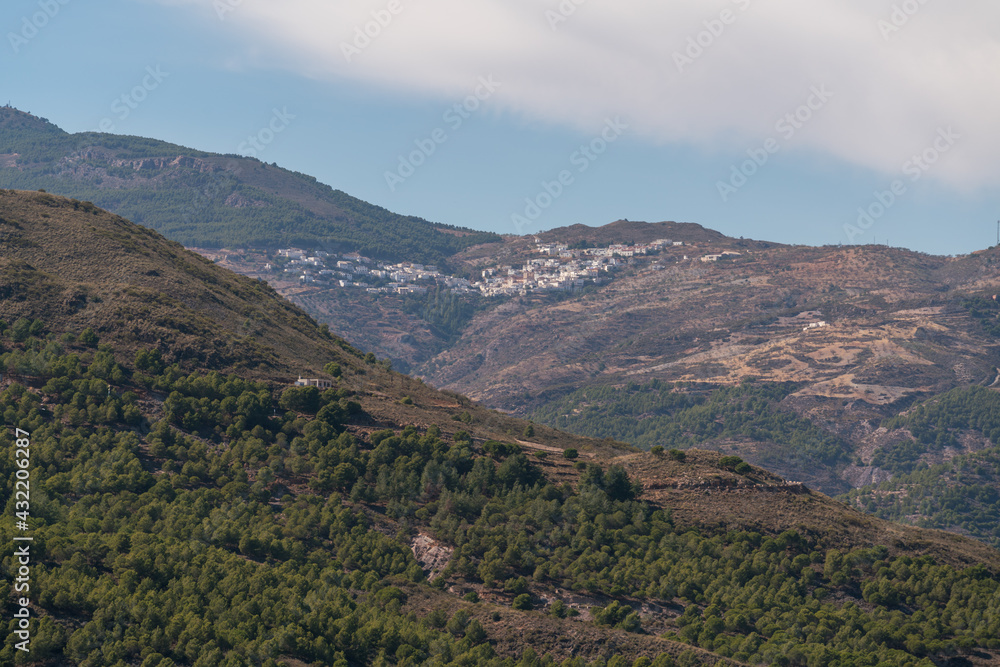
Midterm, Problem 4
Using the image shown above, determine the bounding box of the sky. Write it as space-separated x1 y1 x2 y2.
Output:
2 0 999 255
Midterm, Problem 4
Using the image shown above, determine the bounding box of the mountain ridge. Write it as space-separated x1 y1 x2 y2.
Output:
7 104 1000 573
0 107 500 264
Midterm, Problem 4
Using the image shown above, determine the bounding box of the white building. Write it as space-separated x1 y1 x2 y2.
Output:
295 377 333 389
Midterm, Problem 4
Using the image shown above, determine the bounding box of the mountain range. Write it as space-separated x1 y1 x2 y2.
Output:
6 107 1000 529
2 187 999 665
3 106 1000 664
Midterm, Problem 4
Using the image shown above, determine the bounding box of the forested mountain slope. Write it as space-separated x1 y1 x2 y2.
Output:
0 192 999 665
843 386 1000 548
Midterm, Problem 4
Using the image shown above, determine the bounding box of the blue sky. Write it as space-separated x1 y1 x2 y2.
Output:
3 0 999 254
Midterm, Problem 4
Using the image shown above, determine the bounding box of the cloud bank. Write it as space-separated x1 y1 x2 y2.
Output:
159 0 1000 188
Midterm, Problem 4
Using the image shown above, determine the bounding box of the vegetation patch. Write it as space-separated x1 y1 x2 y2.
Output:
531 379 851 467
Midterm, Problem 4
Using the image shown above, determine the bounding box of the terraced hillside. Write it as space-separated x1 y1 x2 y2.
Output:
404 237 1000 493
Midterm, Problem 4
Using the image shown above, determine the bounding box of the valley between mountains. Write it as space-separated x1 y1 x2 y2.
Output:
209 225 1000 500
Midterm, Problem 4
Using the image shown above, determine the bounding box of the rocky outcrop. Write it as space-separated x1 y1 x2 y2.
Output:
107 155 202 171
840 464 893 488
410 533 452 580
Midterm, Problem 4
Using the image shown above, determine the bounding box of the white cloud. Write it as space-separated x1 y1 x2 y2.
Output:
159 0 1000 188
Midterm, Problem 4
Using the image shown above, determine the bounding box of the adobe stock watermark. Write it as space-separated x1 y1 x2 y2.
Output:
674 0 752 74
238 108 296 158
717 85 834 202
546 0 588 31
8 0 71 54
384 75 501 192
213 0 245 20
510 117 629 234
341 0 405 62
843 126 959 244
878 0 932 40
96 66 170 133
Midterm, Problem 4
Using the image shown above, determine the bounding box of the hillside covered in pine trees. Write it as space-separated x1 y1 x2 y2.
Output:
0 191 999 665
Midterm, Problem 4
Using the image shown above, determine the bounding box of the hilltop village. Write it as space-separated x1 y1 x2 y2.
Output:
475 238 687 296
209 237 725 298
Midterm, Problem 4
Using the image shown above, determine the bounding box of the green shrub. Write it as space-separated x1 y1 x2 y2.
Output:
135 348 165 374
446 609 470 636
592 601 642 632
465 619 487 644
483 440 519 459
505 576 528 595
719 455 744 469
512 594 532 610
79 327 99 346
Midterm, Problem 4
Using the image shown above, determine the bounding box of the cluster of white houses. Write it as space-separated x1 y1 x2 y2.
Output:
270 238 741 299
534 238 685 258
368 262 475 295
475 257 614 296
472 238 683 296
270 249 475 294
